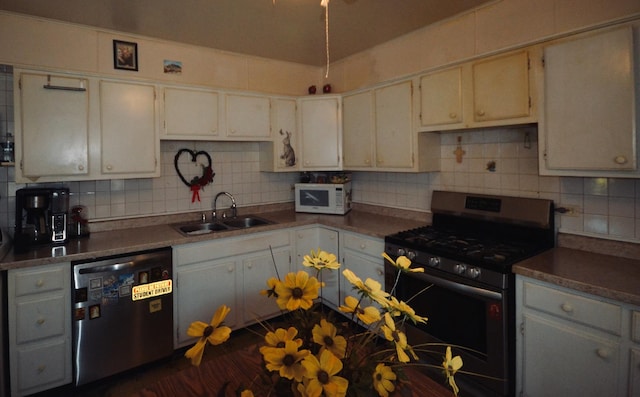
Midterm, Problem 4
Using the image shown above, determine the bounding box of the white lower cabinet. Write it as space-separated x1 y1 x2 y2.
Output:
340 232 385 310
173 230 292 348
7 262 72 397
294 226 340 308
516 276 639 397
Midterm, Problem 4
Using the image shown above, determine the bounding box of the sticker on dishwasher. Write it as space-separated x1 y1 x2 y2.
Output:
132 280 172 301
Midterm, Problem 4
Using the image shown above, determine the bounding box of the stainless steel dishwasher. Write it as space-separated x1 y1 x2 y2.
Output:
72 248 173 386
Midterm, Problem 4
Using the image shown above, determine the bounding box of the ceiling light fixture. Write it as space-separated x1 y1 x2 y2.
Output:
272 0 331 78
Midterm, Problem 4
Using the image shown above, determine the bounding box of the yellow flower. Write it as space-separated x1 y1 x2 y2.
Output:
380 313 418 363
262 340 310 381
387 296 428 324
338 295 381 325
260 276 280 298
301 350 349 397
240 390 254 397
303 248 341 271
382 252 424 273
261 326 301 349
275 271 321 311
372 363 396 397
184 305 232 366
342 268 389 305
442 346 463 396
312 319 347 359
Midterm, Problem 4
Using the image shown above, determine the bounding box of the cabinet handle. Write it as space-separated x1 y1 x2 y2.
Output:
36 279 44 288
614 156 628 165
365 159 370 165
230 129 236 134
449 112 457 119
560 302 573 313
377 269 384 277
247 264 253 270
106 164 113 171
596 348 611 359
476 110 485 117
78 164 85 171
227 266 234 273
37 365 46 374
360 243 366 249
36 318 45 325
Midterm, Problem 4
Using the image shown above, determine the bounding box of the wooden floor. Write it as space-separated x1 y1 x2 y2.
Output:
30 323 453 397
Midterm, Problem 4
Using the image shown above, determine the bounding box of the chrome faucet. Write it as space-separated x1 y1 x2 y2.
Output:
212 192 237 220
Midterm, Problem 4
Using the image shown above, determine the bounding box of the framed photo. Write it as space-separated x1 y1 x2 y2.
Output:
113 40 138 71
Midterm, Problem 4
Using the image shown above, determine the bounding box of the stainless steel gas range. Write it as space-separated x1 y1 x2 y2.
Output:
384 191 555 397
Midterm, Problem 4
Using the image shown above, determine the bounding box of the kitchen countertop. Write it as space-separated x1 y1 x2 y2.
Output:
513 241 640 307
0 206 429 271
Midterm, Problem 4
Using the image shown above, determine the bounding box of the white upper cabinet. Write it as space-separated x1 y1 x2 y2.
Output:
162 87 220 139
374 81 414 169
540 26 637 177
14 70 160 182
417 50 536 132
419 66 463 129
299 96 342 170
342 90 374 169
99 80 159 176
472 50 532 123
260 97 299 172
16 72 89 181
225 93 271 140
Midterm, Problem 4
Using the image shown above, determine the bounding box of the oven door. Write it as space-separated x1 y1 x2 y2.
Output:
386 265 513 397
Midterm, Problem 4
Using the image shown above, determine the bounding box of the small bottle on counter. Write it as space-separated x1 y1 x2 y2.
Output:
70 205 90 238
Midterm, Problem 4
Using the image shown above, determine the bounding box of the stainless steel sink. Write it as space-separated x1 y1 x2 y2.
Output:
175 222 230 235
171 215 273 236
222 216 272 229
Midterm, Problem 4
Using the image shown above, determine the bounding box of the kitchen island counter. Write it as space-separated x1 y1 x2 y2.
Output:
0 205 429 271
513 235 640 306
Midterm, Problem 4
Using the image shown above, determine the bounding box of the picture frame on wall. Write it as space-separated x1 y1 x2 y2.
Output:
113 40 138 71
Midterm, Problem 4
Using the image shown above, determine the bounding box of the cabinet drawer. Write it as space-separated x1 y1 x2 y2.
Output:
632 311 640 343
343 233 384 258
12 265 68 296
523 281 622 335
15 294 66 344
17 340 68 392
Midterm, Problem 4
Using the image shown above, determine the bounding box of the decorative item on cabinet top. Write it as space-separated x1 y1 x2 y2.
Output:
174 149 215 203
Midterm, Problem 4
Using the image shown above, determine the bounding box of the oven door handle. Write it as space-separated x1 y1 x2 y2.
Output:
415 272 503 300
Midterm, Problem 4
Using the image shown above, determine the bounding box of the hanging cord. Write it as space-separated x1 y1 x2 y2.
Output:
321 0 330 78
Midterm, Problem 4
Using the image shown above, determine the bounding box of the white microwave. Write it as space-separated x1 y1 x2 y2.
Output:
294 182 352 215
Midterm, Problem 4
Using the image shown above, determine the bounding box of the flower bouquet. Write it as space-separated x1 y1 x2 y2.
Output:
185 249 464 397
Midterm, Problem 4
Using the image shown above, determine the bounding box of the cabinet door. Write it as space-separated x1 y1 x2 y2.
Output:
175 259 239 347
294 227 340 307
18 73 89 178
242 247 291 324
631 348 640 397
543 27 635 171
299 97 342 169
100 81 159 176
472 51 530 122
269 98 299 171
522 314 619 396
374 81 413 169
342 91 374 169
226 94 270 139
419 67 463 128
163 87 219 138
341 250 385 308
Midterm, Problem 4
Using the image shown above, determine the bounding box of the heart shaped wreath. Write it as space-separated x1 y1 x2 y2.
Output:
174 149 215 203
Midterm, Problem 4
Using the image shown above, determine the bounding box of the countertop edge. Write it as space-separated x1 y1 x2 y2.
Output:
513 246 640 307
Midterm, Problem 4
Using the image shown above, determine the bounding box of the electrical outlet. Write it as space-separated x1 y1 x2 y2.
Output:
556 206 580 216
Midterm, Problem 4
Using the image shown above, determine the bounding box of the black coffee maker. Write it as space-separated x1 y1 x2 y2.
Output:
15 187 69 251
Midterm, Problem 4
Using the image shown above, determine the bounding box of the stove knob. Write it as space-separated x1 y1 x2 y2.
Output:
467 267 481 279
397 248 407 257
454 264 467 275
428 256 440 267
406 250 416 260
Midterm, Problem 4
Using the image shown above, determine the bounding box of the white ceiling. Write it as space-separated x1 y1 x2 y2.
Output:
0 0 493 66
